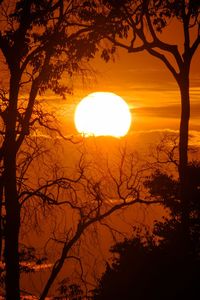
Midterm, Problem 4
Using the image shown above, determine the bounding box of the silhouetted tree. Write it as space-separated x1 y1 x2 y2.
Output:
0 1 103 298
93 162 200 300
144 162 200 256
86 0 200 253
38 144 159 300
93 232 200 300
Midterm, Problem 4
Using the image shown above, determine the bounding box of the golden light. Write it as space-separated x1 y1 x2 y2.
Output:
74 92 132 137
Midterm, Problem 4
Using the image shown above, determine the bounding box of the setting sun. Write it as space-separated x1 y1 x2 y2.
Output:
74 92 132 137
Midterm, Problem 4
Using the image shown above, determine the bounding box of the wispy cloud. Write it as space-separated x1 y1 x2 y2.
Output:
132 103 200 119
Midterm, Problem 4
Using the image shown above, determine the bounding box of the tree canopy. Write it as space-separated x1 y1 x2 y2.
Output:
93 163 200 300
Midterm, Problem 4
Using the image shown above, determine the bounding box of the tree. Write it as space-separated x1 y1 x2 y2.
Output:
144 162 200 255
93 231 200 300
93 162 200 300
37 141 159 300
0 1 102 298
87 0 200 253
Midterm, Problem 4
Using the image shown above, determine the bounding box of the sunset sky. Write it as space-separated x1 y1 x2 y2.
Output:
1 2 200 299
59 42 200 144
32 19 195 144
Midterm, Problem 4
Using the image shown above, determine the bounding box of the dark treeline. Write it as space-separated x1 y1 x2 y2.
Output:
92 163 200 300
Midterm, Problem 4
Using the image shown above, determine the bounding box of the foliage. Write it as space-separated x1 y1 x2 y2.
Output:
55 279 83 300
93 162 200 300
145 162 200 255
0 1 105 299
93 232 200 300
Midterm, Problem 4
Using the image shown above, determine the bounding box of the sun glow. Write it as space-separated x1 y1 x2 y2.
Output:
74 92 132 137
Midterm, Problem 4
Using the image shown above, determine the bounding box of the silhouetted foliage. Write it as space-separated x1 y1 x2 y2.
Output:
145 162 200 256
93 232 200 300
0 1 105 298
93 162 200 300
55 279 84 300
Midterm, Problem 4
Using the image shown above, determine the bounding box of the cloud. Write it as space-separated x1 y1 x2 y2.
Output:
189 130 200 147
132 103 200 119
133 128 200 147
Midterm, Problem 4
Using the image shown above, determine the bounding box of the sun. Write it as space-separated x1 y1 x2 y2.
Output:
74 92 132 137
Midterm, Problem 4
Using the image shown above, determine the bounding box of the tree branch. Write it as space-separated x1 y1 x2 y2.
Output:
39 195 160 300
146 48 179 81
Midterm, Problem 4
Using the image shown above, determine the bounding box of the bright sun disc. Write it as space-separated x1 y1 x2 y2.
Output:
74 92 131 137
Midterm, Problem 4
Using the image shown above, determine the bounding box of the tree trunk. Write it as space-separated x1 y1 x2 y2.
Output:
4 152 20 300
40 227 85 300
178 72 190 256
4 74 20 300
0 179 3 261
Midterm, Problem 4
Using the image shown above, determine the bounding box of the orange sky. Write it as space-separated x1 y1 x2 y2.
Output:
57 41 200 139
1 17 199 142
48 20 199 140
